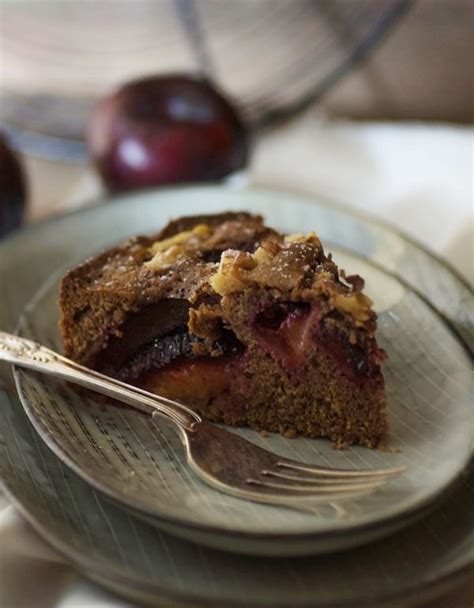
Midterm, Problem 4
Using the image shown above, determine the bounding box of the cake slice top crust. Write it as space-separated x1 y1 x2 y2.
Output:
59 212 382 371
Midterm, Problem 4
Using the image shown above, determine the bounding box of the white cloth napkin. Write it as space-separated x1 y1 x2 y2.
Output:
1 113 472 607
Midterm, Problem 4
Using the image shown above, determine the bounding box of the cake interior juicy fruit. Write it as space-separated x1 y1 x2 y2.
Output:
59 213 388 448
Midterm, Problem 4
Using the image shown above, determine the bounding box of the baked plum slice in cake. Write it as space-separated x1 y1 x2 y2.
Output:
59 212 387 447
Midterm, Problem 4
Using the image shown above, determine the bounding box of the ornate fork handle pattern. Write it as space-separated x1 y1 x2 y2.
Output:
0 333 56 363
0 331 200 431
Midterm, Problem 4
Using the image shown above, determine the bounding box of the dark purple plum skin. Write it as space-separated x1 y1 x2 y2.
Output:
0 135 27 238
87 75 249 193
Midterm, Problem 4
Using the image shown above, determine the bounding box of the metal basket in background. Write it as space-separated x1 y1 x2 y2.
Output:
0 0 410 162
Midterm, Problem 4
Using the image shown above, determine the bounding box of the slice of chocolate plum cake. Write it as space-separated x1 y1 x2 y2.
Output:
59 212 387 447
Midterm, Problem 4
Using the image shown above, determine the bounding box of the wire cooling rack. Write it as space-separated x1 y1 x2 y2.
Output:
0 0 410 161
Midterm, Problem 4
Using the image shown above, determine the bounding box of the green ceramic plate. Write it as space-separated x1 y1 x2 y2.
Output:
0 186 472 605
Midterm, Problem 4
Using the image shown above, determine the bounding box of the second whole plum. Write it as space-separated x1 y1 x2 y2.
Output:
87 75 249 193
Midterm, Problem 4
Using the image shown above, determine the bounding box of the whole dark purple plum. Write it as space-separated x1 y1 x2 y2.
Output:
87 75 249 193
0 134 27 238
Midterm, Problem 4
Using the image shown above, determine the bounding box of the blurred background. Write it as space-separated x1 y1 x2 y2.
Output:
1 0 472 160
0 0 472 280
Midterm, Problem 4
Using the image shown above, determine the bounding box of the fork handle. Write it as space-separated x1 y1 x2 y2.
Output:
0 331 201 431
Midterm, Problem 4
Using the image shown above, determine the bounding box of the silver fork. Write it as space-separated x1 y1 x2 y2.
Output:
0 331 405 506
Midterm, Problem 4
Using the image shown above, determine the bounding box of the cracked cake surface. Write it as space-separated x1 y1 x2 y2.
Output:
59 212 388 447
